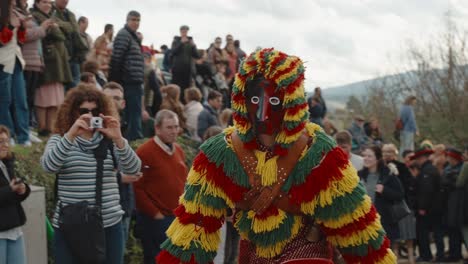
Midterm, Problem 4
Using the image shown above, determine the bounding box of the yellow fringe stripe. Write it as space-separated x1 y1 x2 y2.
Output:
375 249 398 264
185 168 234 208
232 103 248 115
305 122 322 138
255 216 303 258
275 130 303 145
276 67 301 88
166 218 220 252
180 197 226 218
327 215 383 248
300 164 360 215
234 122 251 135
284 83 306 104
270 56 295 77
254 150 279 186
314 196 372 229
315 165 359 208
233 211 249 239
247 209 287 233
233 77 246 92
265 52 282 79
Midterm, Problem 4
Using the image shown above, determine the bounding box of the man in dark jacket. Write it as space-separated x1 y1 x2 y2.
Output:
411 148 441 262
109 11 145 141
442 148 465 262
170 25 200 103
197 90 222 139
53 0 88 89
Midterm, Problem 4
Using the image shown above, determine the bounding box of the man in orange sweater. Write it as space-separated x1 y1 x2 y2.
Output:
133 109 188 264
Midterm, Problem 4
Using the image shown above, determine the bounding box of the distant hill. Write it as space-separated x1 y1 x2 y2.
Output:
320 70 421 112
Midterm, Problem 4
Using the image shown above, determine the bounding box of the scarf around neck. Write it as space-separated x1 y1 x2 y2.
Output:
75 131 104 152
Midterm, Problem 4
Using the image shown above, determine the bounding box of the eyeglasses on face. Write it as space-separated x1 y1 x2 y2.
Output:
78 108 100 117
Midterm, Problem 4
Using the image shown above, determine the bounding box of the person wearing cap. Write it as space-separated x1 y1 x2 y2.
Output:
348 115 369 153
441 148 465 262
109 10 145 141
170 25 200 103
411 147 441 262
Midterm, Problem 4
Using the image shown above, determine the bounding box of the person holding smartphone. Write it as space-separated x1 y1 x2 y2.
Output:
0 125 31 264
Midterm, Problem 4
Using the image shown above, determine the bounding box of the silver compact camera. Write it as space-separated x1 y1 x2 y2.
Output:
90 117 103 129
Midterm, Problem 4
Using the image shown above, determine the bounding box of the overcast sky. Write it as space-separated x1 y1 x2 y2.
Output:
38 0 468 89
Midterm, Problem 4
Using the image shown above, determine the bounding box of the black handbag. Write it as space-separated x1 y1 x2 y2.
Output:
390 199 411 223
58 138 112 263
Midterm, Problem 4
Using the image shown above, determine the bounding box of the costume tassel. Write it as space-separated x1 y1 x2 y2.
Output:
254 150 279 186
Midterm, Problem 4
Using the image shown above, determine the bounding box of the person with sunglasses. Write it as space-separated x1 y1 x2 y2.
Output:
40 84 141 264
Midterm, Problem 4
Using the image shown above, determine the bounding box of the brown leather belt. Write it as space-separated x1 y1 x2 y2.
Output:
231 131 309 215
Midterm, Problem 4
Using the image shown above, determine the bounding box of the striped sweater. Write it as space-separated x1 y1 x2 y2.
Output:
41 134 141 228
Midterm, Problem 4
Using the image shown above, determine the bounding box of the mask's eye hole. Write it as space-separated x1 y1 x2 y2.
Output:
269 97 281 106
251 96 260 104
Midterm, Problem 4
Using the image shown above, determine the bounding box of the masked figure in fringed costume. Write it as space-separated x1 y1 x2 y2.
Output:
156 48 396 264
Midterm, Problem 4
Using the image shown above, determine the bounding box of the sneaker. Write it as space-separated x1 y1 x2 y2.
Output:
29 132 42 143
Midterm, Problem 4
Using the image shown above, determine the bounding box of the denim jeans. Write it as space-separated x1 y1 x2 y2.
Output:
123 85 143 141
0 235 27 264
0 60 30 144
121 215 131 244
55 221 124 264
136 212 175 264
65 61 80 91
399 130 414 156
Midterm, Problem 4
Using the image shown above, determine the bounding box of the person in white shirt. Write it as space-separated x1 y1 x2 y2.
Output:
335 130 364 171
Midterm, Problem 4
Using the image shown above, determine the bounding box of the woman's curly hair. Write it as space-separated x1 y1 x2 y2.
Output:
160 84 187 129
53 84 118 136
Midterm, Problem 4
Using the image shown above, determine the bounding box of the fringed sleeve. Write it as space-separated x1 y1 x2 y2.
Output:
157 130 248 264
288 131 396 263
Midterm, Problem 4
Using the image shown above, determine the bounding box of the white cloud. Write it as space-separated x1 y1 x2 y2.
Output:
33 0 468 90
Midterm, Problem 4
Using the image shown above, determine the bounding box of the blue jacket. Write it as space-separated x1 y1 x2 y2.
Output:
400 105 418 133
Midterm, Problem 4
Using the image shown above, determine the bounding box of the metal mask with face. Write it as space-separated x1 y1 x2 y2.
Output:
245 77 285 135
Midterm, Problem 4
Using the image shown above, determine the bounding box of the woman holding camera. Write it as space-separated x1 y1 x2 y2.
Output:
41 84 141 264
0 125 30 264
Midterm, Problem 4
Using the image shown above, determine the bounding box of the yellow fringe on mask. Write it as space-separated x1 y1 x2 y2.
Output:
265 52 282 79
234 122 251 135
255 216 303 258
284 84 306 104
247 209 287 233
166 218 220 252
271 56 295 75
254 150 279 186
276 68 301 87
283 110 307 124
314 197 372 229
234 77 246 92
232 102 248 114
186 167 204 184
376 250 398 264
327 215 383 247
180 197 226 218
